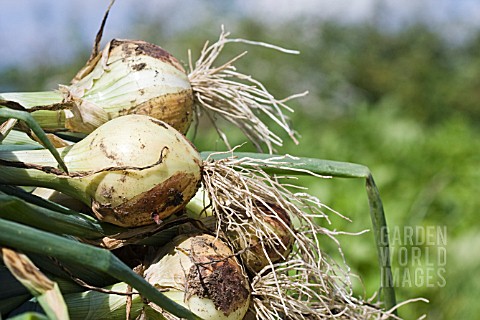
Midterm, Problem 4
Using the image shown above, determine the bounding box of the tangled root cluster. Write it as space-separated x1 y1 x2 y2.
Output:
197 153 421 319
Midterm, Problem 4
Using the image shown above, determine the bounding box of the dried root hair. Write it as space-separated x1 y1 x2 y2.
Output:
188 26 308 153
251 260 428 320
201 152 346 266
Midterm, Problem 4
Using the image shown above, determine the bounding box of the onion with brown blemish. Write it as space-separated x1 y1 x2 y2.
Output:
0 115 202 227
144 233 251 320
63 39 194 134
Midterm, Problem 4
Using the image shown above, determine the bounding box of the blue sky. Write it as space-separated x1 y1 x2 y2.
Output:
1 0 479 69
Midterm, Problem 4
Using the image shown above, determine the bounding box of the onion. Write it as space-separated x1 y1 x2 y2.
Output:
144 233 251 320
227 202 294 273
0 115 202 227
64 39 194 134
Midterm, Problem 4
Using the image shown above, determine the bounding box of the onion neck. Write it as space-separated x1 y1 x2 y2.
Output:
0 91 63 109
30 109 68 131
1 91 68 132
0 147 92 205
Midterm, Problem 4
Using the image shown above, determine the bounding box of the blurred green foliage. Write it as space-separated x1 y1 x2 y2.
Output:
1 18 478 319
